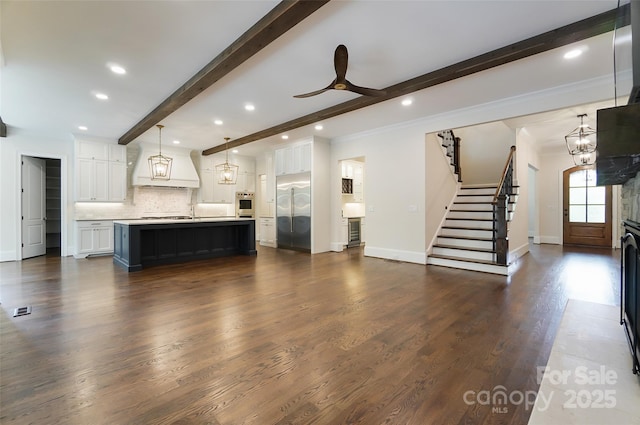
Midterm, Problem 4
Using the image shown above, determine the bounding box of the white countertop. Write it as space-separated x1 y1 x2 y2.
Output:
113 217 252 225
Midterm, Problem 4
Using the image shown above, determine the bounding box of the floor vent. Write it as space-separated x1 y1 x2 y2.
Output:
13 306 32 317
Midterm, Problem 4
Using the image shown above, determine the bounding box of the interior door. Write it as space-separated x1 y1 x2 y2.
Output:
22 156 47 259
563 165 612 247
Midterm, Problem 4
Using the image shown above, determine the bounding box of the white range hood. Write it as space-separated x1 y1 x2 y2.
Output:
132 142 200 188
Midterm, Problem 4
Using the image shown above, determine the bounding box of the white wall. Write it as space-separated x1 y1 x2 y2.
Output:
331 124 427 264
508 129 541 261
0 129 75 260
425 132 459 253
456 121 516 185
538 148 575 245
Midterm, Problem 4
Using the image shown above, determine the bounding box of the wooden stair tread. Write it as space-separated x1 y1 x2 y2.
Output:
446 217 493 222
433 244 494 253
428 253 506 267
437 235 493 242
442 226 495 231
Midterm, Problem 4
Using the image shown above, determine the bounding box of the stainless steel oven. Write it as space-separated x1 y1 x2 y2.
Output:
235 192 255 218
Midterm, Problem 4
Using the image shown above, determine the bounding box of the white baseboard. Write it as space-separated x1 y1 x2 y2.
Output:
0 250 17 262
539 236 561 245
330 242 345 252
364 246 427 265
533 236 541 244
509 242 530 263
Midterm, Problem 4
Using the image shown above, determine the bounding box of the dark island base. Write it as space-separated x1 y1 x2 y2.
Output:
113 220 257 272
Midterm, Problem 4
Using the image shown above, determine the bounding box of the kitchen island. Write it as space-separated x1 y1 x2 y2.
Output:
113 217 256 272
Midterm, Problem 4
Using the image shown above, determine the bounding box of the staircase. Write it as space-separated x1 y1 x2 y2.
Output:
427 185 518 275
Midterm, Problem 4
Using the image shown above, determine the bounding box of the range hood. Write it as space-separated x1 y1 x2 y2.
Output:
132 142 200 188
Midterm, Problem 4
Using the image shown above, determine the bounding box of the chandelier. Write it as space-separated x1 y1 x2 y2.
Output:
215 137 239 184
565 114 597 166
148 124 172 180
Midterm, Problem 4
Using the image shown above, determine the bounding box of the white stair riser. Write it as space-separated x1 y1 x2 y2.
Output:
432 246 495 261
455 195 494 203
459 187 519 196
427 257 509 275
440 228 493 239
448 211 514 221
459 188 496 196
436 237 493 250
444 219 494 229
448 210 494 220
452 203 494 211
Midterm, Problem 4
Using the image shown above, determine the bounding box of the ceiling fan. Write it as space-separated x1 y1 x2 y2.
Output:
293 44 387 98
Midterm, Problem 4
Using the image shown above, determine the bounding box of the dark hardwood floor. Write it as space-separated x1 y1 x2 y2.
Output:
0 243 620 424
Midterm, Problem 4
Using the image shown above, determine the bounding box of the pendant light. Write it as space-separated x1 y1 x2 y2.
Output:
215 137 239 184
148 124 173 180
565 114 597 166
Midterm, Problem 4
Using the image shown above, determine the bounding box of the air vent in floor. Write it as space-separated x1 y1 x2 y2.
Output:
13 306 32 317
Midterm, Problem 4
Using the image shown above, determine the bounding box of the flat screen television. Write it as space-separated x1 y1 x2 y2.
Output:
596 102 640 186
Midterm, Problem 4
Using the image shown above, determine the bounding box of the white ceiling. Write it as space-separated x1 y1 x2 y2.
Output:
0 1 634 157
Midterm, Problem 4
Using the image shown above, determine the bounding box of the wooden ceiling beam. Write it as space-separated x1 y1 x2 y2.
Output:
118 0 331 146
203 4 629 155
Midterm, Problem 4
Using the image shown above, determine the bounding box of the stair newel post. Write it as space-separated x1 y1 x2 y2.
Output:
453 136 462 182
495 194 509 265
493 146 516 266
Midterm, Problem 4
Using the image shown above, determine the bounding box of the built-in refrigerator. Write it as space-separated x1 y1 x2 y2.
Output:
276 172 311 252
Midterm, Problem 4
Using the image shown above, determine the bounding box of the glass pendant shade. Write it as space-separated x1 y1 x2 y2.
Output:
149 124 172 180
565 114 597 163
572 151 596 166
216 137 239 184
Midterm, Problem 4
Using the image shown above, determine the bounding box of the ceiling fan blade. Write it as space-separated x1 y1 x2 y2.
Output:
334 44 348 80
345 80 387 97
293 88 331 98
293 80 336 98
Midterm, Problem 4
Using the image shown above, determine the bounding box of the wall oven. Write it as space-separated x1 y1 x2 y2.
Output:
236 192 255 218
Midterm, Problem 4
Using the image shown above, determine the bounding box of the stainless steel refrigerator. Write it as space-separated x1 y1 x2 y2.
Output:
276 172 311 252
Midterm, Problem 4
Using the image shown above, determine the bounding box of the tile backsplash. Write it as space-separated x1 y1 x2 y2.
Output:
74 186 234 219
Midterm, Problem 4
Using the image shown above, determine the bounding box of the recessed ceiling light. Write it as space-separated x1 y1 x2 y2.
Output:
563 49 582 59
78 126 88 131
214 119 223 125
314 124 323 131
244 104 255 111
232 149 239 154
95 92 109 100
109 64 126 75
282 135 289 140
173 140 180 145
401 98 413 106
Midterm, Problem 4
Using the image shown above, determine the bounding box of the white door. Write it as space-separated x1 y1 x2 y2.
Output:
22 156 46 259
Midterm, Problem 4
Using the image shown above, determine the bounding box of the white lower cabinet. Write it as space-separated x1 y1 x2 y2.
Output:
75 220 113 258
259 217 276 247
341 218 349 246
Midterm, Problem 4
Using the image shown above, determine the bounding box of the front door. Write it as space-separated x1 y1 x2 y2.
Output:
562 165 612 247
22 156 47 259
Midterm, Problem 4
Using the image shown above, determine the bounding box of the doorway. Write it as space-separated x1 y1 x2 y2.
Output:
562 165 612 247
21 156 62 259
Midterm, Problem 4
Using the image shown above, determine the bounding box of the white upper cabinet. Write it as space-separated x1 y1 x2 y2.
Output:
108 144 126 162
76 140 127 202
198 153 255 203
77 140 109 160
275 141 311 176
